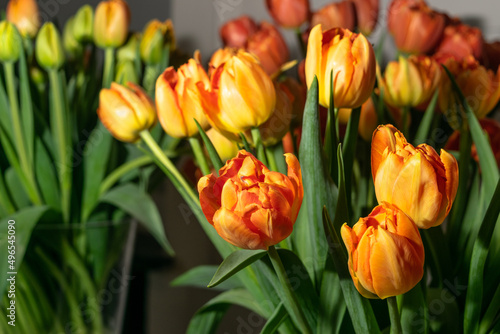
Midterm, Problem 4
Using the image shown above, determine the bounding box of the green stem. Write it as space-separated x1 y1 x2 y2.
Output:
3 62 42 205
189 136 211 176
103 47 115 88
388 296 403 334
265 147 278 172
99 155 154 195
267 246 312 334
251 127 268 166
49 69 71 223
402 105 410 138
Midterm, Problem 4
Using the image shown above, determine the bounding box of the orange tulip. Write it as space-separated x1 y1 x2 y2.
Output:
155 53 211 138
203 50 276 137
310 1 356 32
198 150 303 250
208 47 233 77
351 0 379 36
6 0 41 38
434 22 483 63
93 0 130 48
265 0 310 29
97 82 156 143
305 25 376 109
259 81 294 146
377 55 441 108
341 202 425 299
246 22 289 76
220 16 258 48
206 128 239 163
387 0 445 54
371 124 459 229
438 57 500 119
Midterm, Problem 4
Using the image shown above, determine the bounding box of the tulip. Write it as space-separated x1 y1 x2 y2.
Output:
62 17 83 60
117 33 140 62
377 55 441 108
438 57 500 119
246 22 289 76
140 19 175 65
155 54 211 138
305 25 376 109
371 124 459 228
97 82 156 143
36 23 65 70
310 1 356 32
204 50 276 137
341 202 425 299
351 0 379 36
445 118 500 168
198 150 303 250
93 0 130 48
259 81 294 146
0 21 21 63
208 47 234 77
266 0 309 29
6 0 41 38
387 0 445 54
115 59 139 84
434 23 484 62
220 16 258 48
206 128 239 163
73 5 94 43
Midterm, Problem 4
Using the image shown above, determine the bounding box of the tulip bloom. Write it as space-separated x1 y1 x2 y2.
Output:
371 124 458 229
203 50 276 137
220 16 258 48
311 1 356 32
341 202 425 299
206 129 239 163
198 150 303 250
93 0 130 48
97 82 156 142
265 0 309 29
305 25 376 109
434 23 483 62
387 0 445 54
351 0 379 36
6 0 41 38
155 54 211 138
378 55 441 108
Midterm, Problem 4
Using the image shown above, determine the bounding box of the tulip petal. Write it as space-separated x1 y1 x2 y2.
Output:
441 149 459 214
213 208 264 249
371 124 400 180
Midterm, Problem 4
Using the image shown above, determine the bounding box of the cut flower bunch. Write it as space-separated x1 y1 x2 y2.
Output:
2 0 500 333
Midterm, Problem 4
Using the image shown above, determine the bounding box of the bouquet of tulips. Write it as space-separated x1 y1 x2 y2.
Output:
0 0 184 332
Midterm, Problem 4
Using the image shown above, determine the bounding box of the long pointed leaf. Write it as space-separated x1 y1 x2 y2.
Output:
208 250 267 287
171 265 243 291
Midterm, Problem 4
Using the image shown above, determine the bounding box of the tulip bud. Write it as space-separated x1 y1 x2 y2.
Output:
0 21 21 63
434 22 484 62
377 55 441 108
265 0 310 29
155 55 211 138
351 0 379 36
93 0 130 48
63 17 83 60
311 1 356 31
220 16 258 48
115 60 139 85
371 124 459 228
206 128 239 163
6 0 41 38
97 82 157 142
140 19 175 65
204 49 276 137
305 25 376 109
388 0 445 54
117 33 140 62
198 150 303 250
73 5 94 43
36 22 65 70
341 202 424 299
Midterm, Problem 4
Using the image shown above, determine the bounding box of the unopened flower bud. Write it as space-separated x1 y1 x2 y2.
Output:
0 21 21 62
36 22 65 70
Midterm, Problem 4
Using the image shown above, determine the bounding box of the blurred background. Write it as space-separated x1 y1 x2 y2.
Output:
2 0 499 332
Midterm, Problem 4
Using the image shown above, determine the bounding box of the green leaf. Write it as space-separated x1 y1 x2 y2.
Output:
208 249 267 288
334 145 350 230
195 119 223 173
414 90 439 145
239 132 253 152
261 302 288 334
0 68 13 142
323 207 380 334
80 122 113 222
171 265 243 291
400 283 429 334
34 137 60 210
298 76 337 287
342 106 360 217
0 206 49 296
100 183 174 256
464 179 500 333
186 304 230 334
5 167 29 209
318 257 346 334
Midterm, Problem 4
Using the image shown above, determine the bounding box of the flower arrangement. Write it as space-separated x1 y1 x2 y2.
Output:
1 0 500 333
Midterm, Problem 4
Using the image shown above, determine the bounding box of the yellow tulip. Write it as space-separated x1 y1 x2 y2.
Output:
93 0 130 48
140 19 175 65
305 24 376 109
206 128 239 163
